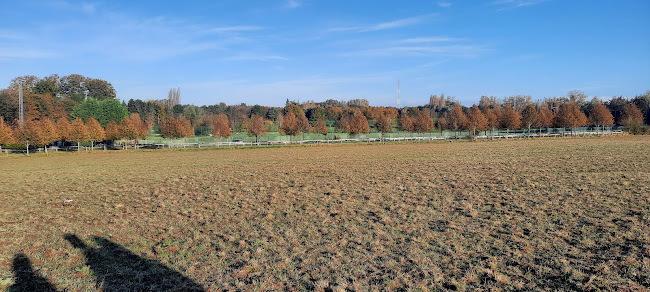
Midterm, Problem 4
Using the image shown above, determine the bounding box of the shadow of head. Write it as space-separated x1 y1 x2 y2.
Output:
10 253 57 292
12 253 34 273
64 233 87 249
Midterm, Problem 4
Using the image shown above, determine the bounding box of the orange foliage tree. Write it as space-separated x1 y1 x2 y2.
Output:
280 112 300 142
620 103 644 128
466 105 488 136
437 116 448 136
312 118 328 138
482 108 499 137
536 107 555 135
37 118 58 155
589 102 614 134
105 120 122 141
0 116 14 153
413 110 434 134
16 120 41 156
501 104 522 135
161 116 192 140
56 118 72 145
374 114 392 138
398 112 414 134
86 117 105 149
69 118 89 151
129 113 149 141
338 108 370 136
554 102 588 135
244 115 267 143
211 114 231 141
520 104 539 135
448 103 467 137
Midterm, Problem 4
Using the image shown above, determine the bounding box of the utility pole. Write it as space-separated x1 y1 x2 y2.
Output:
19 83 24 125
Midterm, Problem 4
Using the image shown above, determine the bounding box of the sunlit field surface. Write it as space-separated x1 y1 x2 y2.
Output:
1 136 648 291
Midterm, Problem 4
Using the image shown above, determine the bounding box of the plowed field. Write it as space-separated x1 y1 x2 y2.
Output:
1 136 648 291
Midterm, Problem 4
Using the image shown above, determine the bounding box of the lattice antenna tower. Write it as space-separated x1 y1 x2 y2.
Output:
397 80 401 109
19 83 24 125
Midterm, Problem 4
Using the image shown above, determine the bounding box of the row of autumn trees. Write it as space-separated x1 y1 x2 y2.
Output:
1 73 649 150
0 114 149 154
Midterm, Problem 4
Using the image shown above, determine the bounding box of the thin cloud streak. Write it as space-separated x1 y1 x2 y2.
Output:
341 45 487 58
285 0 302 8
225 53 289 61
327 13 438 33
492 0 550 10
400 37 460 43
0 48 57 59
205 26 265 33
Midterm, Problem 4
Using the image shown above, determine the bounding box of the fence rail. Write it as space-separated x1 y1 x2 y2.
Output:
0 130 626 154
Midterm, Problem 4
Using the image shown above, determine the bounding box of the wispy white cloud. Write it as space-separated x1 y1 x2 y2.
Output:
285 0 302 8
492 0 550 10
400 37 460 43
437 2 452 8
205 26 265 33
0 29 25 40
81 2 97 14
328 14 438 33
341 44 487 58
0 48 57 59
225 53 288 61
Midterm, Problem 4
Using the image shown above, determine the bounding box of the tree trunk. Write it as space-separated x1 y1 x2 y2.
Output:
26 142 29 156
45 145 48 156
77 142 81 152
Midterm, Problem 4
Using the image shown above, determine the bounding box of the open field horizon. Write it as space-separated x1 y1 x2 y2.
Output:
1 136 649 290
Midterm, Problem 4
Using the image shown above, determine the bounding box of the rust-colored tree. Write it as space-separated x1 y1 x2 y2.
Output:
129 113 149 141
105 120 122 141
312 118 328 138
69 118 89 151
413 110 434 134
374 114 392 139
535 107 555 136
0 116 15 154
466 105 488 137
398 112 414 134
325 106 343 121
620 103 644 129
178 117 194 138
437 116 448 136
211 114 232 141
280 112 300 142
37 118 58 155
16 120 41 156
500 104 522 135
554 102 588 136
161 117 184 139
297 114 311 141
56 118 72 145
119 116 138 142
483 108 499 137
589 102 614 134
521 104 539 135
245 115 267 143
338 108 370 136
86 117 105 149
448 103 467 137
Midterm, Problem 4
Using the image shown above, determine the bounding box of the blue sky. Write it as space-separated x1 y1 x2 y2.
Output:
1 0 648 107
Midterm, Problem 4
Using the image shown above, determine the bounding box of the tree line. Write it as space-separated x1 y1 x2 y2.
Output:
1 74 649 153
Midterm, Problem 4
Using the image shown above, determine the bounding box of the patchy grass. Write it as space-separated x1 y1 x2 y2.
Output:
0 136 648 291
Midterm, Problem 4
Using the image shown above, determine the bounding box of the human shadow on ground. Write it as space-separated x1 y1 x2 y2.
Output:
64 234 204 291
8 253 57 292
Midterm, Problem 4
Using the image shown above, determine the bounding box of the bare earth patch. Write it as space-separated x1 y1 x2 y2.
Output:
1 136 648 291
